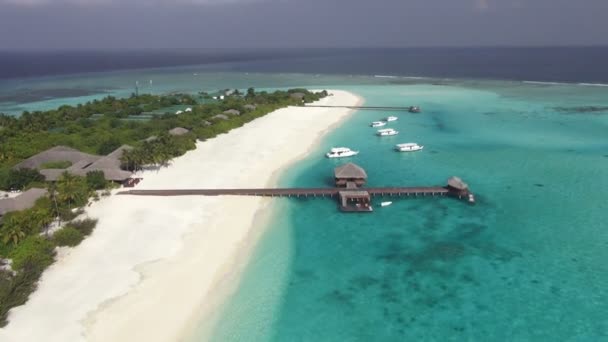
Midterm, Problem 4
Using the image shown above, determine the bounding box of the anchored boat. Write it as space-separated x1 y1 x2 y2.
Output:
395 143 424 152
386 116 398 122
377 128 399 136
371 121 387 127
326 147 359 158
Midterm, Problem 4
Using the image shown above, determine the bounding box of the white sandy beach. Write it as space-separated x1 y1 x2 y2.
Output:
0 90 361 342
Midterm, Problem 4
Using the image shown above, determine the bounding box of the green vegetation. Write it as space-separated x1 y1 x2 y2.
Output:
67 218 98 237
0 168 44 191
9 236 55 271
0 87 327 326
39 160 72 169
85 170 107 190
52 227 84 247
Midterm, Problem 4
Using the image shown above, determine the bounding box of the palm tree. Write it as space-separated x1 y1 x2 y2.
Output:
56 172 89 209
1 225 26 245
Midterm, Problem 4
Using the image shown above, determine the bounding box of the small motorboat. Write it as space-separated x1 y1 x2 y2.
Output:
408 106 421 113
371 121 387 127
386 116 398 122
395 143 423 152
377 128 399 136
380 201 393 207
326 147 359 158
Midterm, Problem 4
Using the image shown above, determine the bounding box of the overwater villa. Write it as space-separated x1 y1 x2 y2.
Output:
334 163 372 212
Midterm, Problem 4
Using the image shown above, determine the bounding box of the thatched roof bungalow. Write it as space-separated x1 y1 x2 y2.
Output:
223 109 241 116
334 163 367 187
447 176 468 191
13 146 100 170
0 188 47 217
211 114 229 120
168 127 190 136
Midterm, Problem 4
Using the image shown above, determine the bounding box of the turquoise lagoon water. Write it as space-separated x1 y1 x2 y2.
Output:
2 71 607 340
204 83 608 341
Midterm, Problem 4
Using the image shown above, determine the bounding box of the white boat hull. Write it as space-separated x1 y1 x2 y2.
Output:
396 145 424 152
326 151 359 158
378 131 399 136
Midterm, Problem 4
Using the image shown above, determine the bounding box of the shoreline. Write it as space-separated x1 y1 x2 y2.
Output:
0 89 362 342
182 92 365 341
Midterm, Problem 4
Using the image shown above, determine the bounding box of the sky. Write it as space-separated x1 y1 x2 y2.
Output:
0 0 607 49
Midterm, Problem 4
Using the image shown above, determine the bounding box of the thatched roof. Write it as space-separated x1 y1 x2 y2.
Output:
244 104 257 110
0 188 47 216
212 114 229 120
14 146 100 170
223 109 240 116
447 177 468 190
75 145 133 181
168 127 190 136
144 136 158 142
39 169 67 182
202 120 212 126
335 163 367 179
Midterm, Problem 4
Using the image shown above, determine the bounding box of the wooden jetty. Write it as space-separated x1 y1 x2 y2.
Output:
304 105 422 113
118 163 474 213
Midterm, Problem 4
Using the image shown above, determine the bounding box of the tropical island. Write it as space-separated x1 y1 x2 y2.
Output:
0 88 328 326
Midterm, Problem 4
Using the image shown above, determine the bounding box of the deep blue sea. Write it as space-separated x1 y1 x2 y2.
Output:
1 48 607 341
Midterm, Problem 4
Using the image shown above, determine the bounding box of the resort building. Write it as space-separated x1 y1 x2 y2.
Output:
0 188 47 218
223 109 241 116
211 114 229 120
13 145 134 183
168 127 190 136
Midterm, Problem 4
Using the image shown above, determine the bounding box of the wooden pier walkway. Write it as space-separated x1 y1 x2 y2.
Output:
118 187 450 198
304 105 416 111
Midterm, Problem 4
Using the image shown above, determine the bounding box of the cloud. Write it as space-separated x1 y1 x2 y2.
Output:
475 0 489 11
0 0 249 6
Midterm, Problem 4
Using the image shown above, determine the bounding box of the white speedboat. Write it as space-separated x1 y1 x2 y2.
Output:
377 128 399 136
395 143 424 152
380 201 392 207
386 116 398 122
326 147 359 158
371 121 387 127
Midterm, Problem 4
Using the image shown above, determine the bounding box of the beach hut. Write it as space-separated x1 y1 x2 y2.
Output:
243 104 257 111
223 109 241 116
211 114 229 120
334 163 367 188
168 127 190 136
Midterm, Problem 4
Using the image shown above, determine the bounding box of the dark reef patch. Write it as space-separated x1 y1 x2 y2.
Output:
553 106 608 114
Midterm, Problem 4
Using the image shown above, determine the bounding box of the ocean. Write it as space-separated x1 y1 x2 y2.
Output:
2 48 607 341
